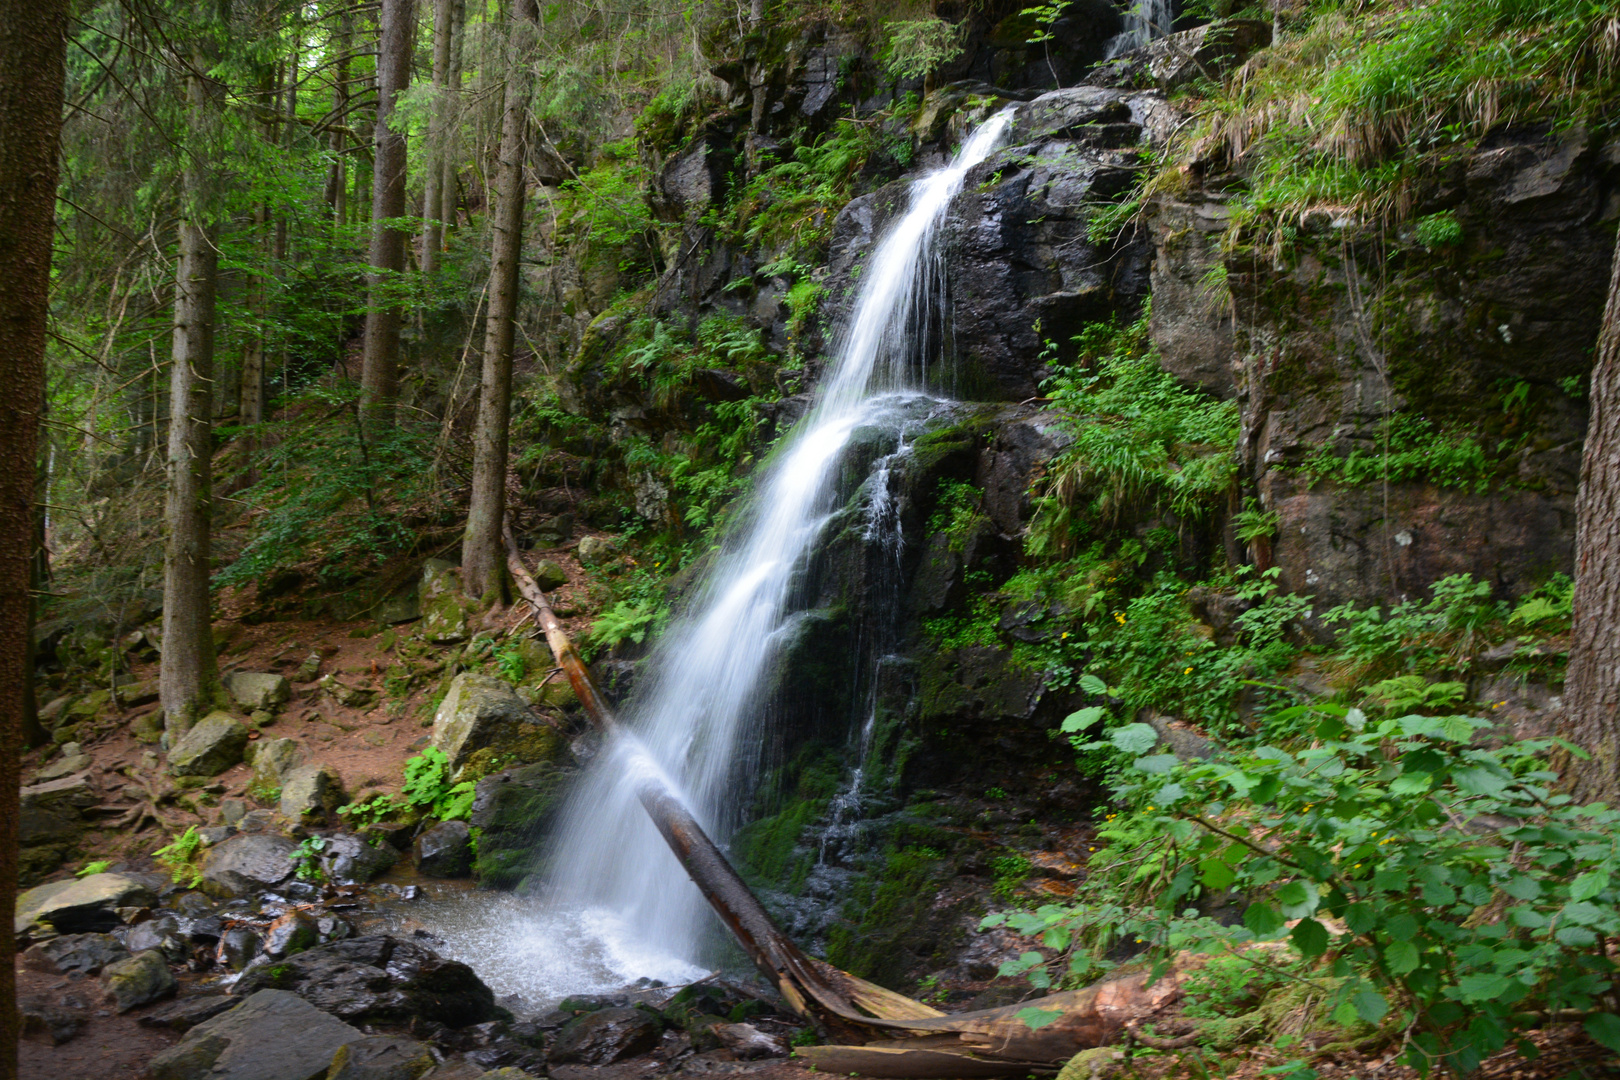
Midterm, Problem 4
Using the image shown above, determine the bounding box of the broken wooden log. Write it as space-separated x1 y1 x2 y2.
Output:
501 517 1184 1069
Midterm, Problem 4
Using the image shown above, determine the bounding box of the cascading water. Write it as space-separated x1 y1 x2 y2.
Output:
391 109 1015 1007
1104 0 1176 57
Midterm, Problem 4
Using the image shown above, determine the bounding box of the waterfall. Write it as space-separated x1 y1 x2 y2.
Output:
502 109 1014 994
1104 0 1176 58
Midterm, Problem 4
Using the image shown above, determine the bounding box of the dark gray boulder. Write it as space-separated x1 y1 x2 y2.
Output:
415 820 473 878
231 934 500 1029
21 932 129 975
137 991 239 1033
100 948 176 1013
322 831 400 883
326 1035 437 1080
198 833 296 899
145 988 366 1080
547 1006 662 1065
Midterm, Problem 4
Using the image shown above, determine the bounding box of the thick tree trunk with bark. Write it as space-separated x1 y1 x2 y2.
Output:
326 10 352 225
1 1 67 1071
1567 228 1620 804
161 62 223 733
359 0 414 431
463 0 536 599
421 0 454 274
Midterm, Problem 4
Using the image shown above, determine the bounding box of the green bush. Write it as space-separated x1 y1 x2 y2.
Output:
402 747 476 821
989 702 1620 1076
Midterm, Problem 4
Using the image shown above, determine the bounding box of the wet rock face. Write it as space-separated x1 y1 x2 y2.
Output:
548 1006 663 1065
232 934 500 1029
415 820 474 878
22 932 129 975
469 762 577 887
100 948 177 1012
18 772 98 884
1209 124 1618 607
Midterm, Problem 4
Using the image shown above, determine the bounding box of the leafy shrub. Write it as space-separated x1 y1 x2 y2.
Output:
1030 310 1239 557
153 826 205 888
1322 574 1505 682
883 17 964 80
991 702 1620 1076
402 747 475 821
76 860 111 878
1415 210 1464 247
584 598 662 656
292 835 327 882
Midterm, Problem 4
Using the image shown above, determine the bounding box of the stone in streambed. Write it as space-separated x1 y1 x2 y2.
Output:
548 1007 662 1065
415 820 473 878
168 711 250 777
468 762 575 887
197 833 296 899
22 932 129 975
532 560 569 591
326 1035 436 1080
137 991 239 1033
279 763 344 819
145 988 366 1080
321 831 399 883
263 909 320 957
100 948 176 1012
15 872 156 937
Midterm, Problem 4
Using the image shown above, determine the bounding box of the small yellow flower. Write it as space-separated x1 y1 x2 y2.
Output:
1114 612 1126 625
1061 632 1070 639
1145 806 1155 812
1183 666 1193 675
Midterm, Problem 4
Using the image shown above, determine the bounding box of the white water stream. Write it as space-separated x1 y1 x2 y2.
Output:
400 110 1014 1009
1105 0 1176 57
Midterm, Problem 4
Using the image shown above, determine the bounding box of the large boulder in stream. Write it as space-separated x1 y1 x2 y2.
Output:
231 934 500 1028
548 1006 663 1065
469 762 576 887
430 673 565 774
197 833 297 899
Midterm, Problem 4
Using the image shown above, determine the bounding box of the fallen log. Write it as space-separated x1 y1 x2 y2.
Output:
501 517 1183 1068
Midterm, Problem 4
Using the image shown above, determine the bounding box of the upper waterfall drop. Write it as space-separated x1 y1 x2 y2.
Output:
531 107 1016 984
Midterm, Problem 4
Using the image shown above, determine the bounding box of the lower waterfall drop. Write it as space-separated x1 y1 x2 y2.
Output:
502 108 1014 1002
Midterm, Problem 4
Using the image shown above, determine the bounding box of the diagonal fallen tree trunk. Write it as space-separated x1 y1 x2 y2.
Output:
502 518 1182 1071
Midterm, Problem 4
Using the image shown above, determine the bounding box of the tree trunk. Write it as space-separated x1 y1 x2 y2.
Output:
161 59 224 733
327 9 352 225
359 0 414 431
1566 227 1620 803
462 0 535 599
0 1 67 1071
421 0 454 274
439 0 464 245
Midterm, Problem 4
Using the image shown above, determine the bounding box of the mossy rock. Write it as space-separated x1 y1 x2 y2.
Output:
469 762 577 887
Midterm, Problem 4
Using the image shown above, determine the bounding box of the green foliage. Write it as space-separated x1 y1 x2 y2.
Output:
153 827 205 888
1507 572 1573 634
1030 310 1239 557
336 792 410 827
584 597 663 655
1232 498 1279 545
991 853 1035 900
882 17 965 80
729 119 884 256
1300 413 1499 493
292 835 327 882
1414 210 1463 248
493 641 527 683
1321 574 1505 682
556 145 659 273
76 860 112 878
217 391 439 591
1200 0 1620 238
401 747 476 821
928 479 985 550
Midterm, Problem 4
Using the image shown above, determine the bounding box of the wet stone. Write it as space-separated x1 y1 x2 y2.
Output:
21 932 130 976
137 991 239 1033
548 1007 662 1066
100 948 177 1013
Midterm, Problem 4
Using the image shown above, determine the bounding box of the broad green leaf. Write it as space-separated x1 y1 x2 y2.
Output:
1383 913 1420 941
1352 988 1388 1024
1200 857 1235 891
1110 723 1160 755
1016 1007 1065 1031
1276 881 1320 919
1570 869 1610 901
1384 940 1420 975
1455 973 1511 1002
1291 917 1329 959
1244 902 1285 937
1453 767 1510 798
1134 754 1180 774
1501 874 1541 901
1061 706 1106 733
1390 772 1433 795
1079 674 1108 695
1584 1013 1620 1053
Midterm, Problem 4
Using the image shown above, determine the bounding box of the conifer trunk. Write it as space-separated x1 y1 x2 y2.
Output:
439 0 464 244
1567 228 1620 803
161 58 223 733
0 2 67 1070
462 0 536 599
359 0 415 431
421 0 454 274
327 9 352 225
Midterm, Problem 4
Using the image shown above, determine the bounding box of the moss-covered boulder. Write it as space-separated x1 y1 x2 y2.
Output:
468 762 576 887
431 673 564 775
419 559 473 644
167 712 250 777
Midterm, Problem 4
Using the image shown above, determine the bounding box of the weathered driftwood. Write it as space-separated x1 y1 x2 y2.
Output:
502 519 1182 1070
